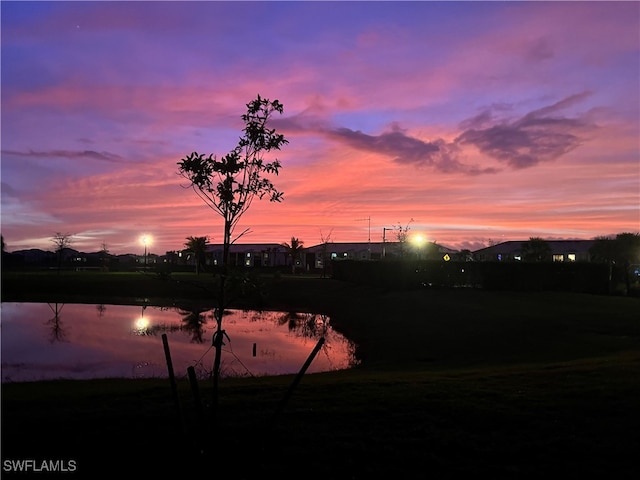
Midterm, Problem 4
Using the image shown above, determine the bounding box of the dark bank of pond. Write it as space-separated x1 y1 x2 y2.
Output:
0 302 360 383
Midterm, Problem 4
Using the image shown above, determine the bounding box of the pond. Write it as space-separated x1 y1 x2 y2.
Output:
0 302 360 383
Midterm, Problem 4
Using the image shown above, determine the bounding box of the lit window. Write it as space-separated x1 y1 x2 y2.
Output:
553 254 564 262
568 253 576 262
514 255 522 261
331 253 337 259
246 252 251 257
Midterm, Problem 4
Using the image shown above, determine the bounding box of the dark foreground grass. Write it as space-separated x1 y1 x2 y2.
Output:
3 356 639 478
2 272 639 478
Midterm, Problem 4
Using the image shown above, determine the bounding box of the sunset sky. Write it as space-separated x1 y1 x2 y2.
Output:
2 1 639 255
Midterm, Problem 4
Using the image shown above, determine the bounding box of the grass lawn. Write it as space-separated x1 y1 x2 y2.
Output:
1 271 639 477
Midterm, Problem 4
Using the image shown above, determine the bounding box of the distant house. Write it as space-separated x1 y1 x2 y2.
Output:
11 248 57 265
305 242 384 265
305 241 459 270
117 253 144 267
184 240 462 271
472 240 596 262
204 243 288 268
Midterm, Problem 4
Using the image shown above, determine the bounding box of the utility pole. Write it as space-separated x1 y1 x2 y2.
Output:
356 216 371 259
382 227 393 259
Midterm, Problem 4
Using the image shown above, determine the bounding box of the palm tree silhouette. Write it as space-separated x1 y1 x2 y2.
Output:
178 307 211 343
184 236 209 274
282 237 304 274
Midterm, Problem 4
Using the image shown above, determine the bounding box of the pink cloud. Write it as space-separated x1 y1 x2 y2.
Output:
2 1 637 255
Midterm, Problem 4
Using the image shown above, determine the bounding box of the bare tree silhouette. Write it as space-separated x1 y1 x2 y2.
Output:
46 302 67 342
51 232 73 274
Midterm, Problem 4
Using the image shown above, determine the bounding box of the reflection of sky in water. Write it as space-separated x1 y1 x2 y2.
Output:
0 303 359 383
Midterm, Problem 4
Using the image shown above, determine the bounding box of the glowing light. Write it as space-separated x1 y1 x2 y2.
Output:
411 234 426 247
135 317 149 330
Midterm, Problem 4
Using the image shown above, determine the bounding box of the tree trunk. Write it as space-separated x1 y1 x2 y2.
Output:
211 219 232 427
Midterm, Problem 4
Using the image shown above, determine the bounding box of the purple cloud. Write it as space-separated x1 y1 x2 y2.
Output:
318 92 597 173
330 125 440 165
322 123 496 175
456 92 596 168
1 149 125 163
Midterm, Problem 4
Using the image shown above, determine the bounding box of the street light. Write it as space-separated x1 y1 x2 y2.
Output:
411 234 426 260
140 235 151 269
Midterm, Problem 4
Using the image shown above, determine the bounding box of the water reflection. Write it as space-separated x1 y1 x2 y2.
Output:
45 302 66 343
177 306 211 343
0 303 359 383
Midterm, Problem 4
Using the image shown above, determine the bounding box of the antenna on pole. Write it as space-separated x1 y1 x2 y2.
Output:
356 216 371 260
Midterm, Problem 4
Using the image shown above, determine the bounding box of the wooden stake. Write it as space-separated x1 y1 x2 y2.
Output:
162 334 183 430
273 336 325 423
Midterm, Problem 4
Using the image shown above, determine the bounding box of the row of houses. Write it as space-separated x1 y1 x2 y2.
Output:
473 240 596 263
3 239 618 272
165 239 598 271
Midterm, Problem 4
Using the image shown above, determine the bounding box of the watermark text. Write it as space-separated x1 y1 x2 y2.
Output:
3 459 77 473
